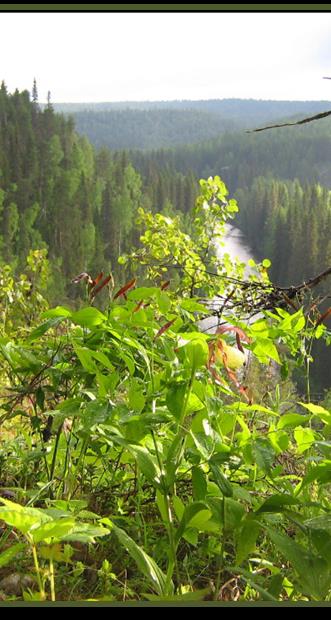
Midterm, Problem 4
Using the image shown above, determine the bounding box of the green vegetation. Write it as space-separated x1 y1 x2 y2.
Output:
0 176 330 602
0 85 330 603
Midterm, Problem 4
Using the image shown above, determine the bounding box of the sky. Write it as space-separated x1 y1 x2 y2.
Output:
1 11 331 103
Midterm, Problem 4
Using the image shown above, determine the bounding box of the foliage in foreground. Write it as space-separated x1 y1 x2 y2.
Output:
0 177 330 603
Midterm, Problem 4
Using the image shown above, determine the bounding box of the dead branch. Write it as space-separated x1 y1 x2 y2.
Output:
247 110 331 133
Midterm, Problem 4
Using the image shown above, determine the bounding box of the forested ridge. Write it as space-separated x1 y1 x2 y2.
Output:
55 98 331 150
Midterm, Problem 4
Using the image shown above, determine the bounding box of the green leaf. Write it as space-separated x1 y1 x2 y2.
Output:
190 431 214 460
166 382 187 420
304 515 331 532
266 527 330 600
180 299 209 314
27 317 64 342
112 525 170 596
192 466 207 501
61 523 110 543
310 530 331 567
252 338 280 364
294 426 315 454
81 401 110 428
208 462 233 497
236 519 260 564
301 461 331 487
299 402 331 425
128 385 146 413
39 544 74 563
73 345 98 373
175 501 211 545
277 413 310 430
185 338 209 371
157 291 171 313
71 307 106 328
128 444 161 488
0 499 52 534
165 434 186 487
224 498 246 530
42 306 72 319
155 490 169 524
127 287 159 301
30 518 76 544
189 508 212 530
252 438 275 474
172 494 185 521
256 494 300 514
268 428 289 454
0 543 26 568
143 588 210 602
89 350 114 370
0 509 46 534
298 402 330 415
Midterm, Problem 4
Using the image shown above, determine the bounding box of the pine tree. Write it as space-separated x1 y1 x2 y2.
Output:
32 78 38 107
46 90 53 111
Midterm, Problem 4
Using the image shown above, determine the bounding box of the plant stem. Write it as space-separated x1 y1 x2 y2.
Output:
49 556 56 601
305 336 314 403
30 540 46 600
214 494 226 600
179 366 195 427
49 424 62 491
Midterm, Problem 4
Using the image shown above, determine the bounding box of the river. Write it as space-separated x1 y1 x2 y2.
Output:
219 224 255 273
200 224 256 334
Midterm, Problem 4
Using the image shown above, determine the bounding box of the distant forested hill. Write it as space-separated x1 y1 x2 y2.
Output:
67 108 237 149
130 115 331 189
54 98 331 150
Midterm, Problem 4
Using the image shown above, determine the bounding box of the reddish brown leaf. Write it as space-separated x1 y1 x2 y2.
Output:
92 272 104 287
239 385 252 404
133 300 145 313
207 341 217 367
114 278 136 300
216 324 250 343
208 365 227 386
160 280 170 290
316 307 331 327
91 275 112 298
154 319 176 339
235 332 244 353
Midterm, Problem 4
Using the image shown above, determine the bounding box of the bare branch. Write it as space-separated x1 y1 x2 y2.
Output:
247 109 331 133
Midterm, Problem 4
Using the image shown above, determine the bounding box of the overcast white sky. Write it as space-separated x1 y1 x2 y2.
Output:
2 11 331 102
